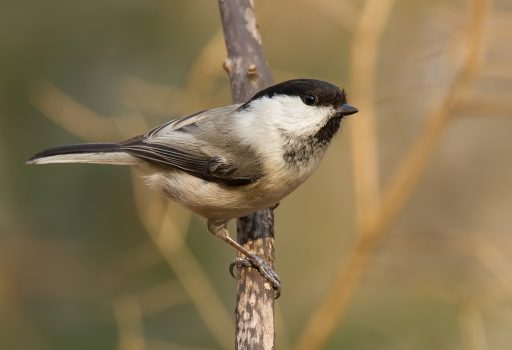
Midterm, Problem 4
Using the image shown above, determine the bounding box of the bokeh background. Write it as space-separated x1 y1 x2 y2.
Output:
2 0 512 349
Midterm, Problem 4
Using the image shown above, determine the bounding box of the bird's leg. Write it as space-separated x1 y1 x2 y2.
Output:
207 219 281 297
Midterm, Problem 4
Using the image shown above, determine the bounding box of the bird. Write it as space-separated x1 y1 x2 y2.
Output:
27 79 358 296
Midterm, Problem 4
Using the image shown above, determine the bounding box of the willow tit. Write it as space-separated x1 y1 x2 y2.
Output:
28 79 358 295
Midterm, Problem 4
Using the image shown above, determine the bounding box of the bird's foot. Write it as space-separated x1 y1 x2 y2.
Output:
230 256 281 299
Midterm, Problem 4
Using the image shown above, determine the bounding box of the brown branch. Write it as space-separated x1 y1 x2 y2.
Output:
297 0 489 349
217 1 275 349
218 0 272 101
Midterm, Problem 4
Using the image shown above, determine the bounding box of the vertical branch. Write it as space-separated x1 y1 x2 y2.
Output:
217 1 275 349
218 0 273 101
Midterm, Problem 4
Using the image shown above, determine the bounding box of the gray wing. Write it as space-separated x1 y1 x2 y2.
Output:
119 105 262 186
145 104 241 136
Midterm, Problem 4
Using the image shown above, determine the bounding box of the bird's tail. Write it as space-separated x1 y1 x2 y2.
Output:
26 143 138 165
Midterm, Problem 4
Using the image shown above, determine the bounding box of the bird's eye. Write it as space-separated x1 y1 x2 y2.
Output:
302 94 318 106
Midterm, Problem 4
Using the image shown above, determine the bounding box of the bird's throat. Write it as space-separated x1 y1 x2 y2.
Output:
280 116 342 166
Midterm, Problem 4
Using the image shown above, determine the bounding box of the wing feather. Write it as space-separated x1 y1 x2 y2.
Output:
120 104 258 186
146 104 242 137
120 140 255 186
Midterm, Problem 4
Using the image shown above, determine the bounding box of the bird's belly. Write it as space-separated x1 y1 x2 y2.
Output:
143 163 317 221
145 171 293 221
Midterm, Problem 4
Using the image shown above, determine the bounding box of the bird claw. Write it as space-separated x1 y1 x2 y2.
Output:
229 257 252 278
229 256 281 299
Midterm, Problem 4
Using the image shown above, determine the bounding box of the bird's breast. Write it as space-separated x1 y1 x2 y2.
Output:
143 143 325 221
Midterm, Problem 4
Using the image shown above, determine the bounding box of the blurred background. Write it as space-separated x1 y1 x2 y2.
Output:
1 0 512 349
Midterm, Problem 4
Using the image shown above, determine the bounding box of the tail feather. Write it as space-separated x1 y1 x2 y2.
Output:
27 143 138 165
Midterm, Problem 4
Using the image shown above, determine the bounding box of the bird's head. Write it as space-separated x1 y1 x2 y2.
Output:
240 79 358 142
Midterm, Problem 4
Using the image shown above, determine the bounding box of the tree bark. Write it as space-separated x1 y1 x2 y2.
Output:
217 1 275 349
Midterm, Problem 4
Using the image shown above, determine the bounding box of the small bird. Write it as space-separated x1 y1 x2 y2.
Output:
28 79 358 296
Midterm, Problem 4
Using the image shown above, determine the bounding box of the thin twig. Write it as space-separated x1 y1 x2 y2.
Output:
218 0 275 349
297 0 489 349
349 0 395 228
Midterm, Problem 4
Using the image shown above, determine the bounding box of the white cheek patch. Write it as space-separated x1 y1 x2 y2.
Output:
265 96 335 137
233 95 336 175
235 95 336 147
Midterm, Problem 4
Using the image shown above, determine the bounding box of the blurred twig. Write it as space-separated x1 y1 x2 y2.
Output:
458 304 489 350
29 79 149 141
472 240 512 285
466 238 512 306
185 29 227 97
116 77 193 117
130 174 233 350
297 0 489 349
30 77 234 349
116 29 227 118
349 0 395 228
114 296 146 350
99 243 163 294
297 0 359 32
116 28 226 117
135 280 189 316
456 91 512 117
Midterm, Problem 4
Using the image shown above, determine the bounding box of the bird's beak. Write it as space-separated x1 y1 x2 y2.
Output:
337 103 359 116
